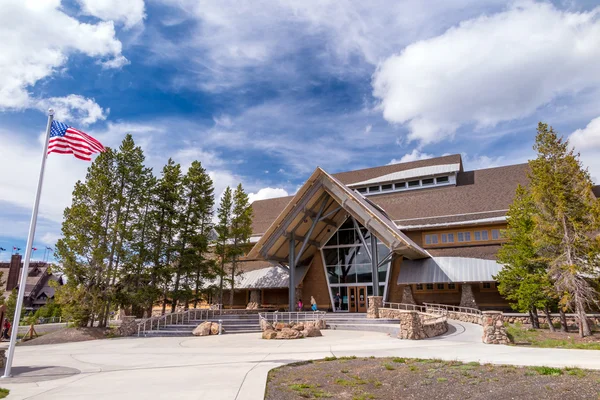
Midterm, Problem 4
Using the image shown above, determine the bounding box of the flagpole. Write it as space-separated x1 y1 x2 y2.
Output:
2 109 54 378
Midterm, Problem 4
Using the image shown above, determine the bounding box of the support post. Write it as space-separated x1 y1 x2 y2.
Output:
370 234 379 296
288 232 296 312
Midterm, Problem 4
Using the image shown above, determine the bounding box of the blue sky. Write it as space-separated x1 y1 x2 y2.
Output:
1 0 600 262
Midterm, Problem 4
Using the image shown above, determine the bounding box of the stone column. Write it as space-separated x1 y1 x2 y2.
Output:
459 284 478 309
400 285 416 305
367 296 383 319
398 310 425 340
246 289 260 309
482 311 509 344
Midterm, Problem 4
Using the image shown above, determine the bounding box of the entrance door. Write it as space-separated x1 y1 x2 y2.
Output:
348 286 368 312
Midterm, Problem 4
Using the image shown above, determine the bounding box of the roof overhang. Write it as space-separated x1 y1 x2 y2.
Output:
246 167 430 263
398 257 503 284
348 163 461 187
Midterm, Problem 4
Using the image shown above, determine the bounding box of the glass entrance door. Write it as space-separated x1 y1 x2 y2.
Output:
347 286 368 312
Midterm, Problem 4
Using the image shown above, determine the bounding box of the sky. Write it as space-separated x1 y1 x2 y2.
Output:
1 0 600 262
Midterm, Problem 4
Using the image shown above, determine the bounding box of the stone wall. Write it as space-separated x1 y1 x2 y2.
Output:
447 311 483 325
117 316 139 337
397 310 448 340
367 296 383 319
503 314 600 329
400 285 416 305
459 284 478 308
482 311 509 344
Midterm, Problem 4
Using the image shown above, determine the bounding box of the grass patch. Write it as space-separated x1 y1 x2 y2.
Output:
0 389 8 399
289 383 332 398
565 367 587 378
506 325 600 350
437 377 448 383
529 366 563 376
383 363 395 371
408 365 419 372
352 394 375 400
392 357 406 364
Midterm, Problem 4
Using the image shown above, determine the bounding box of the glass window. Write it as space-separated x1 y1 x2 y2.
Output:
426 283 434 290
465 232 471 241
338 229 356 245
474 231 481 241
436 176 449 183
425 234 432 245
357 187 367 194
368 186 380 193
323 248 338 266
408 180 420 187
425 234 439 245
339 264 357 284
457 232 465 242
381 184 393 191
441 234 447 243
422 178 434 185
492 229 500 240
482 230 489 240
356 264 372 283
437 283 445 290
326 266 340 284
447 283 456 290
482 282 491 289
415 284 423 291
395 182 406 190
354 245 370 265
447 233 454 243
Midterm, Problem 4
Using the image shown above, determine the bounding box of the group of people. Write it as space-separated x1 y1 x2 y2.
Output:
296 293 343 312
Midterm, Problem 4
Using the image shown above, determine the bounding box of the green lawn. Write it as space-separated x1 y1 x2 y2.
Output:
0 388 9 398
506 325 600 350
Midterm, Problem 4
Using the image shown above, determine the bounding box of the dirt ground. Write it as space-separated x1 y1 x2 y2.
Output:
19 327 110 346
265 357 600 399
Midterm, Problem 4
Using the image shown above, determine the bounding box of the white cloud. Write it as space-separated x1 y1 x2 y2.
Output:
461 153 507 171
372 2 600 145
248 188 289 204
77 0 146 29
0 0 126 116
36 95 108 126
569 116 600 182
388 149 434 165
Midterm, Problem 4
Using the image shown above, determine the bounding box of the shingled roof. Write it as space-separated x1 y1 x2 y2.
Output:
250 155 529 235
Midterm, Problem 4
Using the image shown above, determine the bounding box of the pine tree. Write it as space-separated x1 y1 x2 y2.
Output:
496 185 555 329
529 122 600 337
228 184 253 307
171 161 215 312
148 158 183 315
215 187 233 306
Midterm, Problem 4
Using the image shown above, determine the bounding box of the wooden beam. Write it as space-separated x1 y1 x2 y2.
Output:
305 209 336 227
285 233 320 248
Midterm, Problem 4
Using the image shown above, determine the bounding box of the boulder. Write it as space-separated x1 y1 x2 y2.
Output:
260 319 273 331
291 323 304 331
302 326 322 338
192 321 212 336
262 330 277 340
277 327 301 339
274 322 287 331
210 322 224 335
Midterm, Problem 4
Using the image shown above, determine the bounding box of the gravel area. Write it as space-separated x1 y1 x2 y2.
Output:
266 357 600 399
19 327 110 346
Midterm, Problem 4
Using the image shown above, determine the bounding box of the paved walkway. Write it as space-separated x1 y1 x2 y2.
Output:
2 323 599 400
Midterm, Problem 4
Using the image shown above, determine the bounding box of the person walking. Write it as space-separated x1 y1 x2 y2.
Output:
297 298 303 312
310 296 318 311
334 293 341 312
2 318 11 340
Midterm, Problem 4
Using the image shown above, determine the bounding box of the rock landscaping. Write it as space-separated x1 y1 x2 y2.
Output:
260 320 323 340
192 321 224 336
265 357 600 400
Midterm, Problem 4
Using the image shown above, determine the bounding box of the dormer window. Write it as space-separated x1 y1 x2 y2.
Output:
436 176 449 183
408 180 420 187
422 178 434 186
357 187 367 194
368 186 380 193
381 184 393 191
395 182 406 190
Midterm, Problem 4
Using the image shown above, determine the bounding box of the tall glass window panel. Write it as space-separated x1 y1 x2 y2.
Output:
482 230 489 240
323 248 339 266
326 266 340 284
337 229 356 245
339 264 357 284
356 264 372 283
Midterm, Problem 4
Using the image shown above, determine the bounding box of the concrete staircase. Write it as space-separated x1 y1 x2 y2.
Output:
139 314 261 337
138 312 400 337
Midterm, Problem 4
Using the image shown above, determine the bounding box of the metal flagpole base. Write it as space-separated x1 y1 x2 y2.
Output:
1 375 12 379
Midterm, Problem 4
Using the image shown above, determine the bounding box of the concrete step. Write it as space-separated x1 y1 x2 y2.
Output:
327 323 399 335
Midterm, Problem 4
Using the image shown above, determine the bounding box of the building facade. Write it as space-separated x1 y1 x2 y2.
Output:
223 154 597 312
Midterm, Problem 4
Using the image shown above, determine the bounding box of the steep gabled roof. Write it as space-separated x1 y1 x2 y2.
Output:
246 167 429 263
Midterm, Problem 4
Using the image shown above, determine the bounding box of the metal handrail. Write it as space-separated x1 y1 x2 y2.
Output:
422 302 482 316
258 311 326 324
136 306 223 337
381 302 427 312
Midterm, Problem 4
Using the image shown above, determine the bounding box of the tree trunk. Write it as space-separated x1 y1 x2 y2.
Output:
229 257 236 307
529 308 540 329
543 305 555 332
559 308 568 332
576 301 591 337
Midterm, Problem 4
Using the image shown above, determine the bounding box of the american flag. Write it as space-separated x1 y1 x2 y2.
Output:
48 121 105 161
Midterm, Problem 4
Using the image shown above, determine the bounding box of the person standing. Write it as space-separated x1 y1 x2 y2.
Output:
334 293 341 312
2 318 11 340
310 296 318 311
297 298 303 312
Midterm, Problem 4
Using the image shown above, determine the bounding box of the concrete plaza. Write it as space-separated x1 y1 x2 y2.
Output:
2 321 600 399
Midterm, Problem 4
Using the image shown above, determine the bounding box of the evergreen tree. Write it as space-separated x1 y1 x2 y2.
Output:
529 123 600 337
171 161 215 311
228 184 253 306
215 187 233 306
